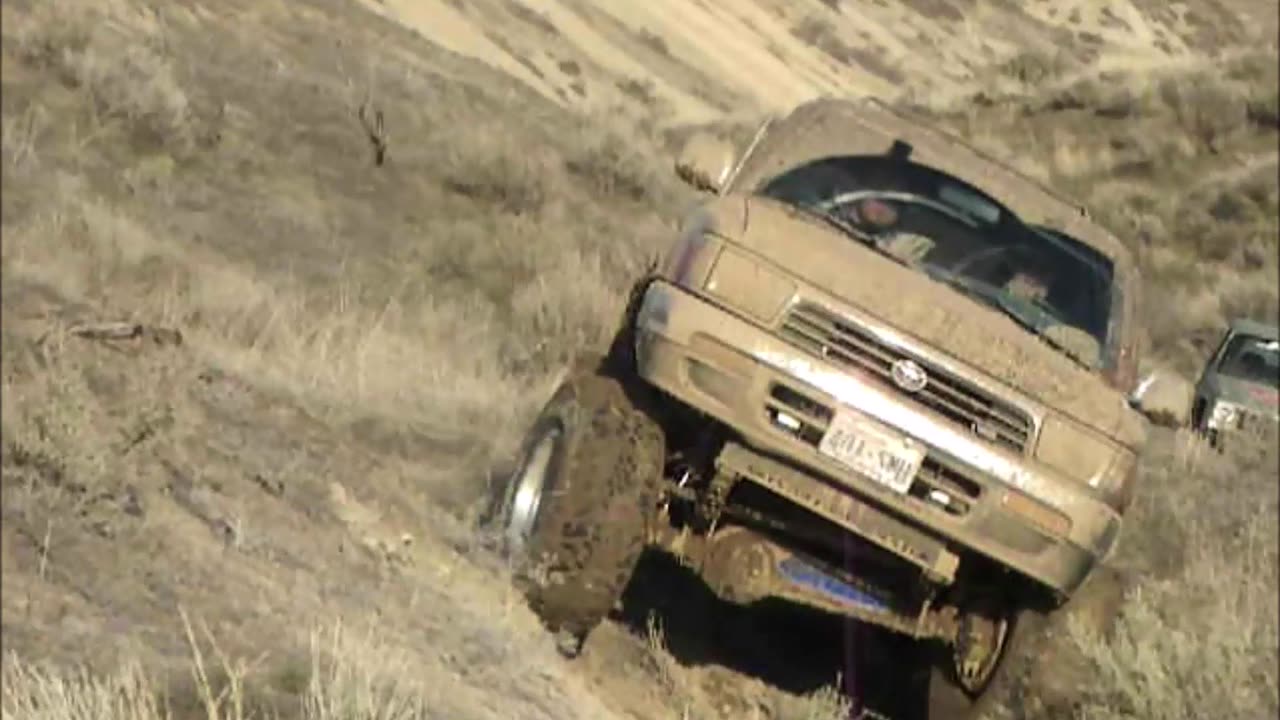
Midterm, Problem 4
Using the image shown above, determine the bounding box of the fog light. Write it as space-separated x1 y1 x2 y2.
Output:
774 411 802 432
687 358 743 407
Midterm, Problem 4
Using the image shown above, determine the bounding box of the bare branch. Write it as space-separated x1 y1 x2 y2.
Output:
68 321 183 347
358 98 388 167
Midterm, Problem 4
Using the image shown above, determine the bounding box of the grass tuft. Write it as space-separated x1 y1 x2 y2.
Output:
1065 431 1280 719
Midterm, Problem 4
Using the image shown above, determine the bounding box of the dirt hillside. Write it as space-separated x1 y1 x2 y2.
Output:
1 0 1277 719
356 0 1278 124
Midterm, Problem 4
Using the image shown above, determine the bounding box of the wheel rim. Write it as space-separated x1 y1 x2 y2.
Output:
504 426 561 553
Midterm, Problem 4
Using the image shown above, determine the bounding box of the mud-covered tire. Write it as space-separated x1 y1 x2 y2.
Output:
486 360 665 654
924 565 1127 719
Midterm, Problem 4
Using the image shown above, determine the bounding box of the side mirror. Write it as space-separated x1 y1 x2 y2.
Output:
1129 369 1193 428
675 132 736 194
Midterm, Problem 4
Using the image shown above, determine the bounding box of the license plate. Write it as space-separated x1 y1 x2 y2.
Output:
817 411 924 494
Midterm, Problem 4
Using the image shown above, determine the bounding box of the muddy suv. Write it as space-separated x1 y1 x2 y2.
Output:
485 98 1180 716
1191 318 1280 450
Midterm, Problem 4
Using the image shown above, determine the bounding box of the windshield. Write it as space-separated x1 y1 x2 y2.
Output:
758 156 1118 370
1218 334 1280 388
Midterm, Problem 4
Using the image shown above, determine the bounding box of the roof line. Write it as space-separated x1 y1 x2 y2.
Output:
857 97 1092 219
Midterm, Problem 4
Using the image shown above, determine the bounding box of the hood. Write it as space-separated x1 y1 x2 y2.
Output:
705 196 1145 447
1204 373 1280 416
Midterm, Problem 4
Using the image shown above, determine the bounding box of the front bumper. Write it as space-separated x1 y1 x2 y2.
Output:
1203 399 1279 434
634 280 1121 596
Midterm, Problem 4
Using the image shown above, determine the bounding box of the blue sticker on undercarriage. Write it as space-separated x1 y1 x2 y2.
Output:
777 556 890 612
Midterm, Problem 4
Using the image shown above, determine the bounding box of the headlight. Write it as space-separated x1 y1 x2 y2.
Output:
1035 414 1135 512
705 248 797 324
1209 400 1243 430
659 211 795 325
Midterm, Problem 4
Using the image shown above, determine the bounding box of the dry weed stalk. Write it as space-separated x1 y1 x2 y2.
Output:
358 98 388 167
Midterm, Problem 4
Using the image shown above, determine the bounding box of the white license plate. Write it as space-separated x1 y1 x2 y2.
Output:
817 411 925 494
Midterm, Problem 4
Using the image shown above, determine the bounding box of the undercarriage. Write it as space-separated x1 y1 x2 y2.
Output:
646 417 1037 690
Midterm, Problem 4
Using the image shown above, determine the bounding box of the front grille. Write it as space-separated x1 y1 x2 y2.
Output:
780 303 1034 453
765 384 983 518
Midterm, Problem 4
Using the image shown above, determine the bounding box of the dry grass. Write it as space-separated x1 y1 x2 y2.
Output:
2 659 165 720
1 609 251 720
0 188 544 451
3 605 864 720
639 616 855 720
789 16 903 83
1060 430 1279 720
2 616 469 720
0 0 685 460
6 0 195 153
302 623 437 720
0 0 691 716
2 0 1277 718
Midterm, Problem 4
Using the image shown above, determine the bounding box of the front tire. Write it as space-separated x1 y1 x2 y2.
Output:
487 360 665 655
924 566 1127 719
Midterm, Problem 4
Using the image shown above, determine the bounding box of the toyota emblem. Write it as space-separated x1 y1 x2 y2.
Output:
891 358 928 393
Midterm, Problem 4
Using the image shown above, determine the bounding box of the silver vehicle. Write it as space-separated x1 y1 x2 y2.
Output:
1192 318 1280 449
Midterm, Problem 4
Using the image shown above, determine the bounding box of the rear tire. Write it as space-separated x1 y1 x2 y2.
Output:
486 359 665 656
924 566 1127 719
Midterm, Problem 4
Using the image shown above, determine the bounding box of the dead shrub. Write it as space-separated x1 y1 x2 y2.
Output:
439 139 554 216
1067 433 1279 720
8 1 193 151
562 125 662 206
